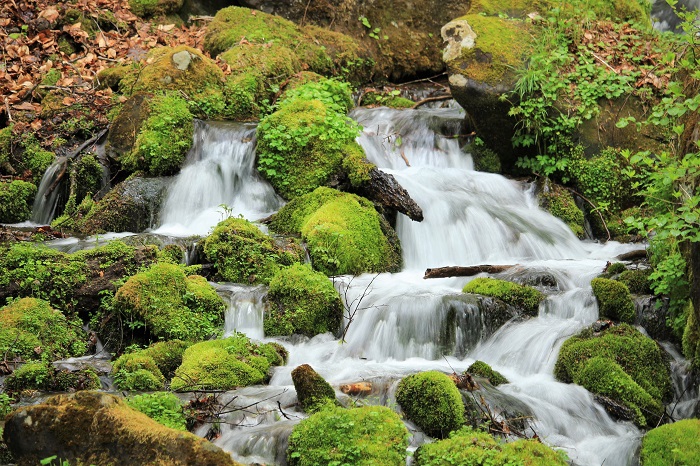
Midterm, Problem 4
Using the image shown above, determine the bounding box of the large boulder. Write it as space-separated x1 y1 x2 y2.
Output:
2 391 239 466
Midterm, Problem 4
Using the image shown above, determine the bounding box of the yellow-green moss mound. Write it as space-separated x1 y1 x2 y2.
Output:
203 217 303 285
286 405 409 466
415 426 567 465
641 419 700 466
0 298 86 362
113 262 225 342
3 391 240 466
591 277 636 323
554 324 671 427
170 333 285 391
396 371 464 439
0 180 37 223
463 277 544 316
466 360 509 386
291 364 337 413
265 264 343 337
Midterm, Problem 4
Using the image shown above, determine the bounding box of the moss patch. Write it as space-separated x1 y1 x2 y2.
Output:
264 264 343 337
128 0 182 18
203 217 303 285
113 262 225 342
291 364 337 413
396 371 464 439
538 180 585 238
112 352 166 391
4 361 100 393
554 324 671 427
286 405 409 466
170 333 284 391
0 298 86 362
466 360 509 386
0 180 37 223
270 187 401 275
641 419 700 466
415 426 567 465
463 277 544 316
591 277 636 323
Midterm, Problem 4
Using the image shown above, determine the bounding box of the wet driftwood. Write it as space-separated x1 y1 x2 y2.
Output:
424 264 514 279
358 167 424 222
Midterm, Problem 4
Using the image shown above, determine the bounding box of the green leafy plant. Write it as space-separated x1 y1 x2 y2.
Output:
127 392 187 430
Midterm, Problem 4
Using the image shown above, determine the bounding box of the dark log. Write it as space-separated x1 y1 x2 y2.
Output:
358 167 424 221
424 264 514 279
616 249 648 261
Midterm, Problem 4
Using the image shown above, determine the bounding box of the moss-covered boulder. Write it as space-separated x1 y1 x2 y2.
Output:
140 340 191 379
291 364 337 413
0 180 37 223
640 419 700 466
112 352 167 391
113 262 225 342
537 178 585 238
396 371 464 439
2 391 240 466
264 264 343 337
463 278 544 317
466 360 509 386
170 333 284 391
74 176 170 234
616 268 652 295
129 0 183 17
4 362 100 393
554 324 671 427
591 277 636 323
270 187 401 275
202 218 303 285
0 298 86 362
286 405 409 466
414 426 567 465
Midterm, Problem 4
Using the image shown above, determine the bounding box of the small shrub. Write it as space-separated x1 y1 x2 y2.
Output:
591 277 636 323
396 371 464 439
463 278 544 316
287 405 409 466
127 392 186 431
0 180 37 223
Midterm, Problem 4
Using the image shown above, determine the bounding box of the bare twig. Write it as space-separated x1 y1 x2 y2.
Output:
412 94 453 109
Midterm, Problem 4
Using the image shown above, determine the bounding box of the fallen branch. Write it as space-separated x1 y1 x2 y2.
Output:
412 94 452 109
424 264 514 279
66 127 109 159
616 249 647 261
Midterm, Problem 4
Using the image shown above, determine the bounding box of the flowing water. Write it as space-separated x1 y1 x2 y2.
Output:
30 157 67 225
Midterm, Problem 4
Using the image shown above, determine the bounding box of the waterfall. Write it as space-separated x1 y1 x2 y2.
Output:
154 120 283 237
208 105 662 465
30 158 66 225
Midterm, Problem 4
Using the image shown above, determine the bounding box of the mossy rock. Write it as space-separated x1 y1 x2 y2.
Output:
359 91 415 109
140 340 191 378
129 0 183 17
112 352 167 391
554 324 671 427
170 333 284 391
3 391 240 465
396 371 464 439
463 277 544 316
270 187 401 275
682 300 700 366
0 180 37 223
640 419 700 466
264 264 343 337
0 298 86 362
4 362 100 393
74 176 170 234
291 364 337 413
414 426 567 465
286 405 409 466
467 360 509 386
537 179 585 238
616 268 652 295
591 277 636 323
203 217 303 285
0 125 12 169
113 262 225 342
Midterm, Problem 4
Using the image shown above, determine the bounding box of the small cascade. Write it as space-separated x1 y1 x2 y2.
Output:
155 120 283 237
215 283 268 341
30 157 66 224
661 342 700 419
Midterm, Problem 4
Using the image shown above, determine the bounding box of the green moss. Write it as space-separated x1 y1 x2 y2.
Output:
341 142 375 187
140 339 191 378
0 125 12 169
114 263 225 342
129 0 182 17
554 324 671 427
271 187 401 275
112 352 166 391
20 142 54 184
264 264 343 337
472 145 502 173
396 371 464 439
415 426 567 465
170 333 283 391
4 362 100 393
0 180 37 223
616 269 652 294
605 262 628 276
360 91 415 109
682 301 700 366
127 392 186 431
538 181 585 238
121 92 193 176
466 360 509 386
291 364 337 413
463 277 544 316
287 405 409 466
203 217 303 285
0 298 86 362
641 419 700 466
591 277 636 323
